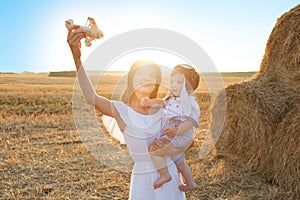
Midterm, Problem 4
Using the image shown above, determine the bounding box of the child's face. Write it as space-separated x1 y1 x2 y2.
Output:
170 73 184 97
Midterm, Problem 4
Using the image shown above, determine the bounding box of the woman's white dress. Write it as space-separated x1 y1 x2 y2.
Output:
112 101 186 200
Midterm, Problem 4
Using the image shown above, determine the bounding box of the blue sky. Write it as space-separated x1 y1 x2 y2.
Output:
0 0 298 73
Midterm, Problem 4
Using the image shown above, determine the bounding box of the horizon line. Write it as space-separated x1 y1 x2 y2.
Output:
0 70 258 74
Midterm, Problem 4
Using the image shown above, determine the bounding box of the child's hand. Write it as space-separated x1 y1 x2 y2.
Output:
163 126 178 138
141 97 164 108
141 97 150 107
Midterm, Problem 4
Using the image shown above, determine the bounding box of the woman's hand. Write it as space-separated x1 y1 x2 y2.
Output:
163 126 178 138
66 25 86 63
149 138 170 152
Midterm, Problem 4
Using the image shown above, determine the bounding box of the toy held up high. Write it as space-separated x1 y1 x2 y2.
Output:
65 17 103 47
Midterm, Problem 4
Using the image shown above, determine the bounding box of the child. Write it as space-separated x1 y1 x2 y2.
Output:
144 64 200 191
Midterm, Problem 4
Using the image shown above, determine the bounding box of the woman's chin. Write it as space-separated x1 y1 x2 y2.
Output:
136 85 155 93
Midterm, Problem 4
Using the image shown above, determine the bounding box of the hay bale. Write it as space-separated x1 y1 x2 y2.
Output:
266 104 300 193
260 5 300 78
208 4 300 193
212 79 292 167
260 4 300 99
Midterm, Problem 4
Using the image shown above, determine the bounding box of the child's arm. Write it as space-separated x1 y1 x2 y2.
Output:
163 120 194 138
141 97 165 108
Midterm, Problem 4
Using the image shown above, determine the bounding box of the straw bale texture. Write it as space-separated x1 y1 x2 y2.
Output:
208 4 300 193
267 104 300 193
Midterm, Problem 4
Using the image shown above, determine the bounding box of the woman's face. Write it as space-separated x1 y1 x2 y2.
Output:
132 66 157 95
170 72 184 97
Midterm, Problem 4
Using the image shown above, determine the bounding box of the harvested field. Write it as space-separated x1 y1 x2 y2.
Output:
1 72 298 199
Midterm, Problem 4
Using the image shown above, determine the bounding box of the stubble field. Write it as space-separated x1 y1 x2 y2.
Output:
1 72 296 199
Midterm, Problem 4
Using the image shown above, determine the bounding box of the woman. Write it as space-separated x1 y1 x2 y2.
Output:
67 26 185 199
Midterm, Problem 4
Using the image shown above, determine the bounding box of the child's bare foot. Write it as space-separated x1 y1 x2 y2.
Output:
178 183 199 191
154 175 172 189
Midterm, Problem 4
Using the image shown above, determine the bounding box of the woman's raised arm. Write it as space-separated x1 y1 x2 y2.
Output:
67 26 113 117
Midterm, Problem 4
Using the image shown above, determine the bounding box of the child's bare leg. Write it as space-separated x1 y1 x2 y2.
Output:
150 153 172 189
149 140 190 189
176 161 199 191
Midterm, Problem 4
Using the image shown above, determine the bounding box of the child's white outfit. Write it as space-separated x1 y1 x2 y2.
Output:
160 88 200 162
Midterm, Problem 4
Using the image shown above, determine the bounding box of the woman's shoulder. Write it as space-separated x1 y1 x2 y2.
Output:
112 100 127 108
112 101 129 118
